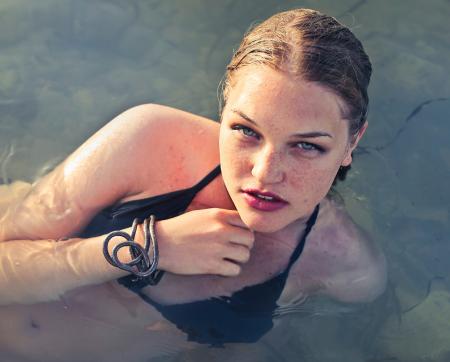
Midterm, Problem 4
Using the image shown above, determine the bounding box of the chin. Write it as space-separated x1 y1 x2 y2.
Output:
240 214 286 233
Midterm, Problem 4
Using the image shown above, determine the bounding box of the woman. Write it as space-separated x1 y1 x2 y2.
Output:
0 8 386 359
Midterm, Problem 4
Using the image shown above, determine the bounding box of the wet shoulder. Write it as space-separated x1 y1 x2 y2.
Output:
287 197 387 303
116 104 222 205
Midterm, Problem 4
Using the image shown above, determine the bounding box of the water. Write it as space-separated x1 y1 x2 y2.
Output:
0 0 449 361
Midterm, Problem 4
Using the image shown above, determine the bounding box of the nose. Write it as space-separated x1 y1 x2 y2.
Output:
251 145 285 184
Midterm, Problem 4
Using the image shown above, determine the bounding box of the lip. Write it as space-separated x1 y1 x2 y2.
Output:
242 188 287 202
241 189 288 212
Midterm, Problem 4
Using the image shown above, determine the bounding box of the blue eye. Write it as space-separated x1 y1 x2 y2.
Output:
295 142 323 152
231 124 259 139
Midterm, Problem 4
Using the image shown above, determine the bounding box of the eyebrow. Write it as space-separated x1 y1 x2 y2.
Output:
231 109 333 139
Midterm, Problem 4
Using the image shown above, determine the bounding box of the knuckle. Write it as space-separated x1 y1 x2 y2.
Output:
211 208 225 218
210 222 222 233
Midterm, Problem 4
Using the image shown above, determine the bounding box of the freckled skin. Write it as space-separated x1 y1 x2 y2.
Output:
0 66 385 360
219 65 360 234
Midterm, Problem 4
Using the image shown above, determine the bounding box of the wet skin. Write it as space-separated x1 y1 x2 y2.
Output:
0 66 385 360
219 65 364 237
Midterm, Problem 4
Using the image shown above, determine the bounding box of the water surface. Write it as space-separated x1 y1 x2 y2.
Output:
0 0 449 361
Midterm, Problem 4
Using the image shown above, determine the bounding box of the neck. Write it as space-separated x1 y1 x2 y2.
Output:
254 213 312 256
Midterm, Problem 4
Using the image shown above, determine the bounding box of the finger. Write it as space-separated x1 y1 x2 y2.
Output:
224 244 251 264
217 260 241 277
228 227 255 249
222 209 249 229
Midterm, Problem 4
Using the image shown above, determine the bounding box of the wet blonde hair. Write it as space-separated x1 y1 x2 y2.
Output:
220 8 372 138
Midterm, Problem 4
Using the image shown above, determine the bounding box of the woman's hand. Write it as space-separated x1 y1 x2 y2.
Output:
155 208 254 277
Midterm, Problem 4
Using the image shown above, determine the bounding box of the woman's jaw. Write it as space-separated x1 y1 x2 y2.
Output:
218 65 366 234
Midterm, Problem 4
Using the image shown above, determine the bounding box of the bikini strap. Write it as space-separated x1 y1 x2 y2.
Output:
190 164 221 194
286 204 320 269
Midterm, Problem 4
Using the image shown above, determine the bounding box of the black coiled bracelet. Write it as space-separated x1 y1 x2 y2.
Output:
103 215 164 285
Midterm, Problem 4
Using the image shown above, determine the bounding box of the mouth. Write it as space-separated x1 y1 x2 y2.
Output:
241 188 288 211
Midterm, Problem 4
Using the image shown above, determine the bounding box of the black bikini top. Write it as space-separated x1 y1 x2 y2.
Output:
79 165 223 238
79 165 319 346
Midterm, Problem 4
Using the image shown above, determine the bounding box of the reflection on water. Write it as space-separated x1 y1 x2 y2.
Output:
0 0 449 361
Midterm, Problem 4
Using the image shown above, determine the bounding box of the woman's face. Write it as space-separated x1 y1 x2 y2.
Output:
219 65 366 233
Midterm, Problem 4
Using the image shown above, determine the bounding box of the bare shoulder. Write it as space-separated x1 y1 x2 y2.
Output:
71 103 221 207
315 197 387 302
288 197 387 303
5 104 220 240
112 104 221 198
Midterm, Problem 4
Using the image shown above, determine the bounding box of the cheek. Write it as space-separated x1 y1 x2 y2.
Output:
289 161 339 205
219 132 247 188
220 131 249 166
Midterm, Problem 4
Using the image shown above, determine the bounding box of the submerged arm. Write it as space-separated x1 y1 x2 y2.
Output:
0 207 255 306
0 104 254 304
0 104 170 304
0 226 147 305
0 104 167 242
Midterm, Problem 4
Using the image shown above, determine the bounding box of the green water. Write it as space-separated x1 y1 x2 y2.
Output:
0 0 449 361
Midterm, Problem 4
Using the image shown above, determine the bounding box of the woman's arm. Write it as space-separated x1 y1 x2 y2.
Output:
0 104 178 242
0 226 143 305
0 208 254 305
0 104 254 304
0 105 163 304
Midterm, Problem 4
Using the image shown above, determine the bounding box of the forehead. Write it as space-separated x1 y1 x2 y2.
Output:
225 66 347 134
